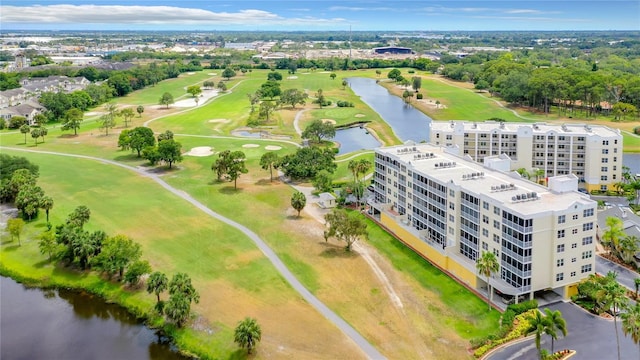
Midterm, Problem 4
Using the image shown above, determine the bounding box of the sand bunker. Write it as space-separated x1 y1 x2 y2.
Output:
242 144 260 148
187 72 196 75
208 119 230 123
355 114 366 118
185 146 214 157
208 73 217 76
172 89 219 108
286 76 298 80
321 119 336 125
265 145 282 151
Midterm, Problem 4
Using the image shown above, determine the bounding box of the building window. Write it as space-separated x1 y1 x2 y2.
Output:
556 273 564 281
602 158 609 163
558 230 565 238
558 215 566 224
449 189 455 197
557 244 565 252
571 271 576 277
482 228 489 237
449 214 455 222
557 259 564 267
573 214 579 220
494 206 500 215
493 234 500 243
449 203 455 210
583 222 593 231
483 201 489 210
482 242 488 250
582 236 593 245
601 185 608 191
449 227 455 235
483 215 489 224
582 250 593 259
572 229 578 235
583 208 594 217
581 264 592 273
494 220 500 229
602 149 609 154
572 257 577 263
601 167 608 172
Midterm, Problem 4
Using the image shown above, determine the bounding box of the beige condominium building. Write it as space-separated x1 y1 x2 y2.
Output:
371 143 597 302
429 121 623 192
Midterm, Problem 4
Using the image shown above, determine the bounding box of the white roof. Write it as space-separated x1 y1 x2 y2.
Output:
377 143 594 216
430 120 621 138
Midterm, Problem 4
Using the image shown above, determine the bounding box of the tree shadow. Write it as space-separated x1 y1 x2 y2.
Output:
218 186 242 194
318 242 359 259
58 134 79 139
254 178 278 186
2 243 20 250
33 258 53 268
286 215 303 220
113 154 143 162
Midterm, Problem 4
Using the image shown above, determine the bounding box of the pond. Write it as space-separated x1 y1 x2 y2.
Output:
624 153 640 175
347 77 433 142
334 126 381 154
0 276 187 360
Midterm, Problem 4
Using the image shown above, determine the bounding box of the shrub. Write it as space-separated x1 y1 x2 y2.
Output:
336 100 354 107
408 69 415 74
416 93 423 99
634 126 640 135
506 299 538 315
472 309 535 358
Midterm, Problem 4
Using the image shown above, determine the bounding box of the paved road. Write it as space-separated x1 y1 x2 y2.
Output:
487 302 638 360
1 146 386 360
596 255 639 291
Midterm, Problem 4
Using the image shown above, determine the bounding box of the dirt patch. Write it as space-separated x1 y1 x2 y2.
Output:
287 76 298 80
265 145 282 151
355 114 366 118
207 119 230 123
242 144 260 148
187 72 196 75
185 146 214 157
321 119 336 125
207 73 217 76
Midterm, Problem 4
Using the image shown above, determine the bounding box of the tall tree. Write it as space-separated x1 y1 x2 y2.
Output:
159 92 174 108
234 317 262 355
412 76 422 92
315 88 325 108
259 152 279 182
62 108 83 135
66 205 91 228
30 128 41 146
324 209 367 251
186 85 202 98
212 150 248 188
544 308 568 353
622 303 640 360
279 88 308 109
98 114 116 136
291 191 306 217
120 108 135 127
40 195 54 223
38 230 57 261
476 251 500 311
526 310 554 359
136 105 144 117
598 281 628 360
222 68 236 80
19 124 30 144
15 184 45 220
157 139 183 169
602 216 625 254
169 273 200 304
147 271 169 304
91 234 142 279
165 293 191 327
124 260 152 286
301 119 336 143
7 218 25 246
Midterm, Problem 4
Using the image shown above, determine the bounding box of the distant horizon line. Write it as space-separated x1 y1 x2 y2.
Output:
2 29 639 33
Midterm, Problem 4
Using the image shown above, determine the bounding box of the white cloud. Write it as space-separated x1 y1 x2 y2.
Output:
0 5 346 26
328 6 395 12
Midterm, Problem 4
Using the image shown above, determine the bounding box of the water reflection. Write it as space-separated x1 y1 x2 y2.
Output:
0 276 187 360
347 77 432 142
334 126 381 154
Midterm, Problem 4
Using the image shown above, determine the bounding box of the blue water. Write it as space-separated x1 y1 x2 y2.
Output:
623 153 640 175
347 77 433 142
334 126 381 154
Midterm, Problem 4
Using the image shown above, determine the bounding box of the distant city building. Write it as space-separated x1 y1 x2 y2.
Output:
371 143 597 302
373 46 413 55
429 121 623 192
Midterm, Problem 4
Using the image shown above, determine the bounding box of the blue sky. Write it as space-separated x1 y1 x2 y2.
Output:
2 1 639 31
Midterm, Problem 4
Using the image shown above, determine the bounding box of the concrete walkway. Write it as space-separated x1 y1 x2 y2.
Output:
1 146 386 360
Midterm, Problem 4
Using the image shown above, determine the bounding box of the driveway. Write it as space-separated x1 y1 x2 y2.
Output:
596 255 639 291
487 302 639 360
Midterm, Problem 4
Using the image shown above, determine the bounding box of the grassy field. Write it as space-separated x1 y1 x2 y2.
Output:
118 70 220 105
0 148 364 360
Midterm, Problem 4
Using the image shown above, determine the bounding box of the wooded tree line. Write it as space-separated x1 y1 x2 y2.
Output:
442 51 640 118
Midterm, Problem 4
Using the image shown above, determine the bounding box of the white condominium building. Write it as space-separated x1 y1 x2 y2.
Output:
429 121 623 192
372 143 597 302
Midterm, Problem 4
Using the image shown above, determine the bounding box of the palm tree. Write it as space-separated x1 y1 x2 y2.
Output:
147 271 168 304
630 180 640 205
40 196 54 223
614 182 627 196
533 168 545 184
598 281 629 360
622 303 640 360
516 168 530 180
635 278 640 299
619 235 639 264
476 251 500 311
234 317 262 354
602 216 625 255
527 310 553 359
544 308 568 353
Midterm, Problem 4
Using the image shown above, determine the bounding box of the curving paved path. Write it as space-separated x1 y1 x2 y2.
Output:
1 146 386 360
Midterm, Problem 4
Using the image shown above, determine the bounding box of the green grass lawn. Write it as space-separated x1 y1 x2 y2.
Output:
0 148 322 359
118 70 220 105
